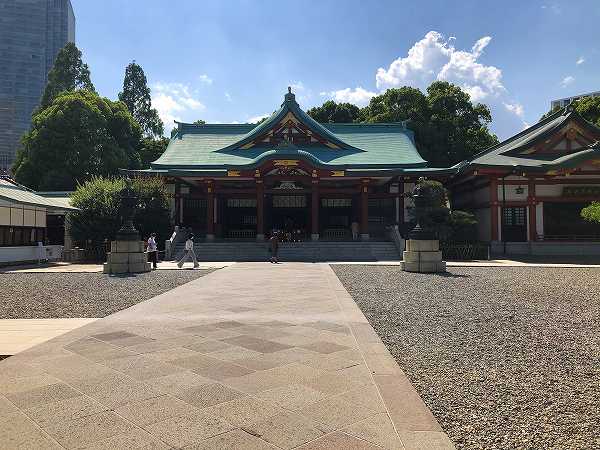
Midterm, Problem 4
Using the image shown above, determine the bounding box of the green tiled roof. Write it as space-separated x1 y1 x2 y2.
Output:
0 179 77 210
151 91 426 172
461 107 600 170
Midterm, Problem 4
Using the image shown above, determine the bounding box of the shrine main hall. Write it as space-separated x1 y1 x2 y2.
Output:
132 88 600 254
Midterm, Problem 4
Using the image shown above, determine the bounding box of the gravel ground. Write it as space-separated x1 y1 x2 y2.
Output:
0 270 214 319
333 266 600 450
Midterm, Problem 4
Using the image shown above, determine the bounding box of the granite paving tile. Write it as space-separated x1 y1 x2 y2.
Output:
114 394 198 426
398 431 455 450
183 338 233 353
300 341 350 354
191 359 255 381
0 373 62 394
221 335 293 353
23 394 109 427
255 383 326 410
202 395 284 427
5 382 81 409
295 431 382 449
81 427 171 450
343 412 405 449
1 413 63 449
43 410 136 449
184 428 278 449
146 371 213 395
102 355 183 381
144 410 235 448
175 382 245 408
242 410 332 450
299 396 378 430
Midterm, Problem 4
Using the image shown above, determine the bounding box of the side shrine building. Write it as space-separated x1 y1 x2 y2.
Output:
133 89 600 256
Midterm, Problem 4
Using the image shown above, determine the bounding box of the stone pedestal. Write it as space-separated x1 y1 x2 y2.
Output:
103 240 151 274
400 239 446 273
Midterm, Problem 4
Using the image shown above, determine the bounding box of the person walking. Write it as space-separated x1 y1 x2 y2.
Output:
177 234 199 269
269 231 280 263
351 220 359 241
147 233 158 269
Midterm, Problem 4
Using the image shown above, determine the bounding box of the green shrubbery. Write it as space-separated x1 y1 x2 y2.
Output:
407 178 478 242
68 176 171 248
581 202 600 224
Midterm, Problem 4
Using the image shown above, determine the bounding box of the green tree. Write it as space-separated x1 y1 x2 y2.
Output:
306 100 362 123
308 82 498 167
68 176 171 249
119 61 164 137
423 81 497 167
139 137 169 168
406 178 477 241
573 96 600 126
13 90 142 190
581 202 600 223
193 119 206 125
540 97 600 125
40 42 95 109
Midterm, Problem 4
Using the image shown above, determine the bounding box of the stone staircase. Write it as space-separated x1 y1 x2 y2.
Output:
172 241 401 262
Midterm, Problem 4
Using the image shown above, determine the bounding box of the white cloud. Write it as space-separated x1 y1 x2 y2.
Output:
224 92 232 102
152 82 205 132
321 87 376 107
503 102 524 118
247 113 270 124
576 57 585 65
376 31 504 102
198 74 213 85
560 75 575 87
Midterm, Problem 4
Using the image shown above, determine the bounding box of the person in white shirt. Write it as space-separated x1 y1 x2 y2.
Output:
147 233 158 269
177 234 199 269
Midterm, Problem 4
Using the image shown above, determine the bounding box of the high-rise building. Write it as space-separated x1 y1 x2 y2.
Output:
0 0 75 172
551 90 600 110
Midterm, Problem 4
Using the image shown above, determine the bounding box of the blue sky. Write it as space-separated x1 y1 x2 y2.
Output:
73 0 599 140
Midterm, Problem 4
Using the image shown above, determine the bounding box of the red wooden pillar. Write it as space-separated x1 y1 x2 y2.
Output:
311 180 319 240
360 179 369 240
528 178 537 241
490 177 499 241
206 181 215 241
256 180 264 240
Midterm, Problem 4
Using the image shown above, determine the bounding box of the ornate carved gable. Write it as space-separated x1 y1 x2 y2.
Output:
520 122 599 156
240 111 340 150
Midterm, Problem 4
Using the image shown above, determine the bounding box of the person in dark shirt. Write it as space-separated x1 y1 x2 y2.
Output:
269 231 280 263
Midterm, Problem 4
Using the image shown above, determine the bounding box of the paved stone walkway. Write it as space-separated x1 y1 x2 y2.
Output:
0 319 100 355
0 263 454 449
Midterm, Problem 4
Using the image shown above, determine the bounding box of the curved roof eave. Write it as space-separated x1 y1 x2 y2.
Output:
216 92 362 153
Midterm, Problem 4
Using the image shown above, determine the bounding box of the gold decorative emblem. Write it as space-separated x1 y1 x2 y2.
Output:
273 160 299 167
227 170 241 177
330 170 345 177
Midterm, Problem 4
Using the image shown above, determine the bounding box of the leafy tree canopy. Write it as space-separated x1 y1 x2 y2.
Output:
40 42 95 109
118 61 163 137
540 96 600 126
581 202 600 224
139 137 169 168
307 82 498 167
68 176 171 248
306 100 362 123
193 119 206 125
13 90 142 190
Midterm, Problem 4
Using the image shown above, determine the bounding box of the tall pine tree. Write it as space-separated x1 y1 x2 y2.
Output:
40 42 95 109
118 61 164 137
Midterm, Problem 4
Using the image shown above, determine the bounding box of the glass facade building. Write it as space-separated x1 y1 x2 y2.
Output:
0 0 75 172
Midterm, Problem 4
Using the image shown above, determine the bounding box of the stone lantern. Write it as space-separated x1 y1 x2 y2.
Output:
103 177 151 274
400 179 446 273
